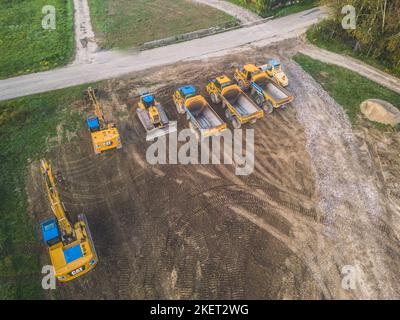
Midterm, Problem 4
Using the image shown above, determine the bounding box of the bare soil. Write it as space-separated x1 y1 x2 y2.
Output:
27 43 400 299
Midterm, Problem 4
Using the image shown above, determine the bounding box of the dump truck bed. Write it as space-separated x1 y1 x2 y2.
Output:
186 96 226 137
253 76 293 105
223 88 261 117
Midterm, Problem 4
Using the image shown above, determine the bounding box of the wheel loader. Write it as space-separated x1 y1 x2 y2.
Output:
40 159 98 281
172 85 227 139
259 59 289 87
234 64 294 113
137 93 177 141
206 75 264 129
84 87 122 154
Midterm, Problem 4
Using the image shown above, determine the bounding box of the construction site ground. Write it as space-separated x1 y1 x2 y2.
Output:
27 40 400 299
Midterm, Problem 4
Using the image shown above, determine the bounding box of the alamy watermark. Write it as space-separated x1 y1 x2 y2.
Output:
341 265 359 290
42 5 56 30
146 129 254 176
341 5 356 30
42 265 56 290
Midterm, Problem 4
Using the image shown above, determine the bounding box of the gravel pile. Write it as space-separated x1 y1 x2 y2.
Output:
286 60 383 224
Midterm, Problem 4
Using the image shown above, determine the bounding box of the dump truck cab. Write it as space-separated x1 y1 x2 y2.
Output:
207 75 264 128
260 59 289 87
234 64 294 113
173 85 227 139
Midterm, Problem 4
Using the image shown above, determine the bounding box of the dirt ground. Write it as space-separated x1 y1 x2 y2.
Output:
26 42 400 299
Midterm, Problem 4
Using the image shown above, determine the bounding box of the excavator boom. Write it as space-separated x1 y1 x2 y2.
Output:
41 160 73 237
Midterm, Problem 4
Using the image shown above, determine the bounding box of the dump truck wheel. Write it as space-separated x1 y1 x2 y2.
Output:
255 95 264 107
211 93 220 104
264 101 274 114
232 116 241 129
225 109 232 121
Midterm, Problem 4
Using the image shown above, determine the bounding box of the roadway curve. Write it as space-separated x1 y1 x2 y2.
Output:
0 8 325 101
299 44 400 94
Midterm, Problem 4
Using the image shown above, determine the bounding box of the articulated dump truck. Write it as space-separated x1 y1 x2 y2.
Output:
234 64 294 114
173 85 227 139
206 75 264 129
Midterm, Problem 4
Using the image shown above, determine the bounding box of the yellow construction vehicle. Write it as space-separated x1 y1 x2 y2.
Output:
234 64 293 113
137 93 177 141
84 87 122 154
172 85 227 139
206 75 264 129
40 159 97 282
259 59 289 87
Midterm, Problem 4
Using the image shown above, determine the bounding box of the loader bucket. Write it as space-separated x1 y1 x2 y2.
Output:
146 121 177 141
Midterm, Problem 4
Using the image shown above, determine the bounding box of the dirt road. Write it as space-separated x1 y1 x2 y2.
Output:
27 41 400 299
191 0 260 24
0 8 325 101
299 44 400 94
72 0 98 65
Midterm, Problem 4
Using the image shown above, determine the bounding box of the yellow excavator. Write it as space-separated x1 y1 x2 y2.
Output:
40 159 97 281
84 87 122 154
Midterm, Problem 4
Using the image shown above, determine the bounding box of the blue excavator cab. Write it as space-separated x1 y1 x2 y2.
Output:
41 218 60 246
86 116 100 132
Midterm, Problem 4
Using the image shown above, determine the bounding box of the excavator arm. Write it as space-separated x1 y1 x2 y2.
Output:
86 87 105 126
41 159 74 239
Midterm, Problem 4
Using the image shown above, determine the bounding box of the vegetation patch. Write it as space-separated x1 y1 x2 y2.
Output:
294 54 400 126
227 0 317 18
88 0 235 49
0 0 75 79
307 0 400 77
0 85 89 299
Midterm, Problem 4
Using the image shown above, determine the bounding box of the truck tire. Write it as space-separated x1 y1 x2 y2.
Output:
255 95 264 107
211 93 220 104
232 116 241 129
264 101 274 114
225 109 232 121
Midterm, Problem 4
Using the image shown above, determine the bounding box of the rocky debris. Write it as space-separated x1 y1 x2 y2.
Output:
360 99 400 126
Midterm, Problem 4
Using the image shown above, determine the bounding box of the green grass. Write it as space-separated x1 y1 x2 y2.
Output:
294 54 400 126
0 85 89 299
307 22 400 78
0 0 75 79
272 0 317 18
88 0 236 49
227 0 317 18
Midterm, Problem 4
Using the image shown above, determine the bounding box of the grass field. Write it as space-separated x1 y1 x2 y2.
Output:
0 86 89 299
227 0 317 18
306 23 400 78
0 0 75 79
294 54 400 126
88 0 236 49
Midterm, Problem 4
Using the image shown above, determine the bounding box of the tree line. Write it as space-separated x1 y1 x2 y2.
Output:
319 0 400 73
